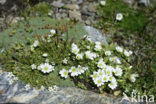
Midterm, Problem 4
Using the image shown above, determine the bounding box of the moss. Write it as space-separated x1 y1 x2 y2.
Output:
27 3 51 16
0 17 87 50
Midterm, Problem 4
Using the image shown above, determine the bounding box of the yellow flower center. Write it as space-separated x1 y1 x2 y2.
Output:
44 66 48 71
64 71 67 75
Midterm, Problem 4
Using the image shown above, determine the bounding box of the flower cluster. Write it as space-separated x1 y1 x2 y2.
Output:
48 85 59 92
31 63 55 74
61 37 136 91
7 72 18 85
59 65 88 78
91 58 123 89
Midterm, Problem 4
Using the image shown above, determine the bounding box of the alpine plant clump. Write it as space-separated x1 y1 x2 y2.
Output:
3 28 138 94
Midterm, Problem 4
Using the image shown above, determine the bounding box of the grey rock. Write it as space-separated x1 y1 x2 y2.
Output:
84 26 108 45
0 0 6 5
88 3 98 12
69 10 82 21
138 0 150 6
65 4 80 10
0 71 141 104
52 1 64 8
123 0 135 6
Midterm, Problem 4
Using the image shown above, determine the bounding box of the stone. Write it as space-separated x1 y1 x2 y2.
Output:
65 4 79 10
11 17 24 24
88 3 98 12
52 1 64 8
123 0 135 6
138 0 150 6
114 90 121 96
69 10 82 21
0 72 127 104
84 26 108 45
0 0 6 5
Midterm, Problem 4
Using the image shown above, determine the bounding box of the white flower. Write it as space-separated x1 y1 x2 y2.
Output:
100 0 106 6
48 12 52 16
105 51 111 56
108 76 116 82
77 65 85 74
130 74 139 82
62 58 68 64
116 57 121 64
116 13 123 21
94 44 102 51
85 51 97 60
82 67 88 71
59 69 68 78
94 77 104 87
129 66 133 69
53 85 58 92
33 40 39 48
108 81 117 90
76 53 83 60
14 77 18 81
50 29 56 34
69 66 79 77
43 53 48 57
97 69 104 77
102 75 109 82
114 67 123 76
9 79 14 85
91 71 99 80
40 85 45 91
116 46 123 53
124 50 133 57
48 86 54 92
25 84 31 91
86 46 90 49
84 35 92 41
124 50 130 57
109 56 121 64
105 66 113 76
8 72 14 78
45 59 49 63
71 45 79 55
39 63 55 73
31 64 36 70
129 51 133 55
31 45 34 51
97 59 105 68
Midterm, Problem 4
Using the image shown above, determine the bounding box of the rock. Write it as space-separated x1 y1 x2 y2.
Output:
69 10 82 21
138 0 150 6
114 90 121 96
123 0 135 6
0 0 6 5
11 17 24 24
0 72 130 104
52 1 64 8
55 13 68 20
84 26 108 45
88 3 98 12
65 4 79 10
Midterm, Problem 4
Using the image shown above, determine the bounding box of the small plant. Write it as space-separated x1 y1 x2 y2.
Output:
2 25 137 95
97 0 148 33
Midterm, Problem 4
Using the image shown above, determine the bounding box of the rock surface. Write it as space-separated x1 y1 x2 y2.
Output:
0 72 136 104
84 26 108 45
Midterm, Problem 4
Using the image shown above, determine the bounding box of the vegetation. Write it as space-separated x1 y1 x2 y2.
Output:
96 0 156 98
